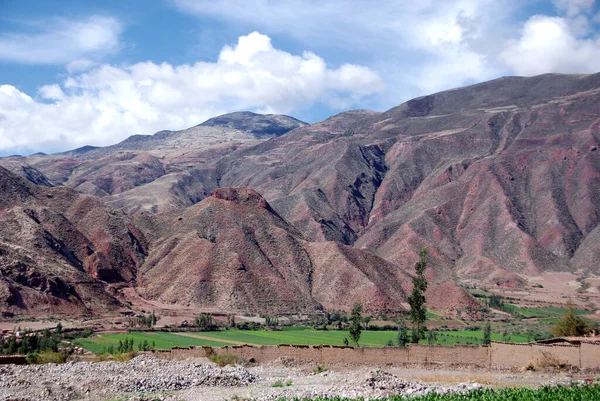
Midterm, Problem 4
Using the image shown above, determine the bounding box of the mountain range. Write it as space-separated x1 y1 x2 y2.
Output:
1 73 599 317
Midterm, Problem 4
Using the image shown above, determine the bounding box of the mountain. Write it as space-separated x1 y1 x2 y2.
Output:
1 73 599 316
137 187 413 313
215 73 600 286
0 166 146 316
0 112 307 215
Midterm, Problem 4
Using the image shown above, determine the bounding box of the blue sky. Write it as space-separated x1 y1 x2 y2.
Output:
0 0 599 155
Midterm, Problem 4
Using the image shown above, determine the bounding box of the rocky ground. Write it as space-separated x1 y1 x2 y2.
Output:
0 354 587 401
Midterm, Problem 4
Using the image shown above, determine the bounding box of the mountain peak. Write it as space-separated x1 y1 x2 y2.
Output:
198 111 307 138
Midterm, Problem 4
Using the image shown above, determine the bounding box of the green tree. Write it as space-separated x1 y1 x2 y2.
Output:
427 330 438 345
265 315 279 329
227 314 236 328
408 248 428 343
552 301 590 337
348 299 363 346
195 313 214 331
396 320 409 347
483 321 491 345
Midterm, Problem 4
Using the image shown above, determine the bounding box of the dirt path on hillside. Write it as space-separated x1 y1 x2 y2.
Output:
173 332 251 345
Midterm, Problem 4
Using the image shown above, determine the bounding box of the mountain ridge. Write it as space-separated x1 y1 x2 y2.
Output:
1 72 599 316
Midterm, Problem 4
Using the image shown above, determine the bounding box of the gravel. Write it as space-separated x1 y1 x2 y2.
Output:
0 355 583 401
0 354 256 400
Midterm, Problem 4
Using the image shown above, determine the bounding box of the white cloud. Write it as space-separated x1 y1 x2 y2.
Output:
552 0 595 17
501 15 600 76
0 16 122 65
172 0 513 98
0 32 384 155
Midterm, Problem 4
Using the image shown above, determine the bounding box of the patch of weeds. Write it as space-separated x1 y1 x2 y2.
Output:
314 364 328 374
271 380 284 387
112 351 137 362
27 351 65 364
210 352 241 367
285 379 293 386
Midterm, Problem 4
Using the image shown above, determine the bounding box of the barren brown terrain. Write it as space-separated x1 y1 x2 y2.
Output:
1 73 600 318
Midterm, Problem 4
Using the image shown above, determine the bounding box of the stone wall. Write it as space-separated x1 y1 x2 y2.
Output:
490 342 582 368
581 342 600 369
152 342 600 369
409 344 490 366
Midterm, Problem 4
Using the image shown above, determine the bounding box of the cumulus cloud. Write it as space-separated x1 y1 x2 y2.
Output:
173 0 600 92
0 32 384 155
501 14 600 76
0 16 122 65
173 0 510 97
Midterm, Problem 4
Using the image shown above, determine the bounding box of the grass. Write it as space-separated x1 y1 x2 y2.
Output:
177 328 528 347
73 331 230 354
209 352 240 367
181 328 402 347
427 330 528 345
75 328 530 354
506 305 590 318
426 311 443 319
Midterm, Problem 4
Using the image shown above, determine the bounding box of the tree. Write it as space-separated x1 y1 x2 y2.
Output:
227 313 236 328
427 330 437 345
552 301 590 337
348 299 363 346
195 313 214 331
483 321 491 345
408 248 428 343
265 315 279 329
397 320 409 347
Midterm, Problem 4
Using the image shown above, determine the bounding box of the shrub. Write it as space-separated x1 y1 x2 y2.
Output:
113 351 136 362
210 352 240 367
552 301 591 336
29 351 65 364
26 352 39 364
271 380 283 387
314 364 327 374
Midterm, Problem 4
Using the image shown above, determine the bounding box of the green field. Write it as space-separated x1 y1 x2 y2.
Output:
275 385 600 401
184 328 397 347
75 328 529 354
73 332 230 354
506 305 590 318
183 328 529 346
430 330 528 345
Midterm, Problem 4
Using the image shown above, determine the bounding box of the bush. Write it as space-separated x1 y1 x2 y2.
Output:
210 352 240 367
26 352 39 364
552 301 591 337
314 364 327 374
272 380 284 387
29 351 65 364
113 351 136 362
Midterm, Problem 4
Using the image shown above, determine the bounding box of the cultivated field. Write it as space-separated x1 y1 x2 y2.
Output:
74 328 529 353
73 332 230 354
